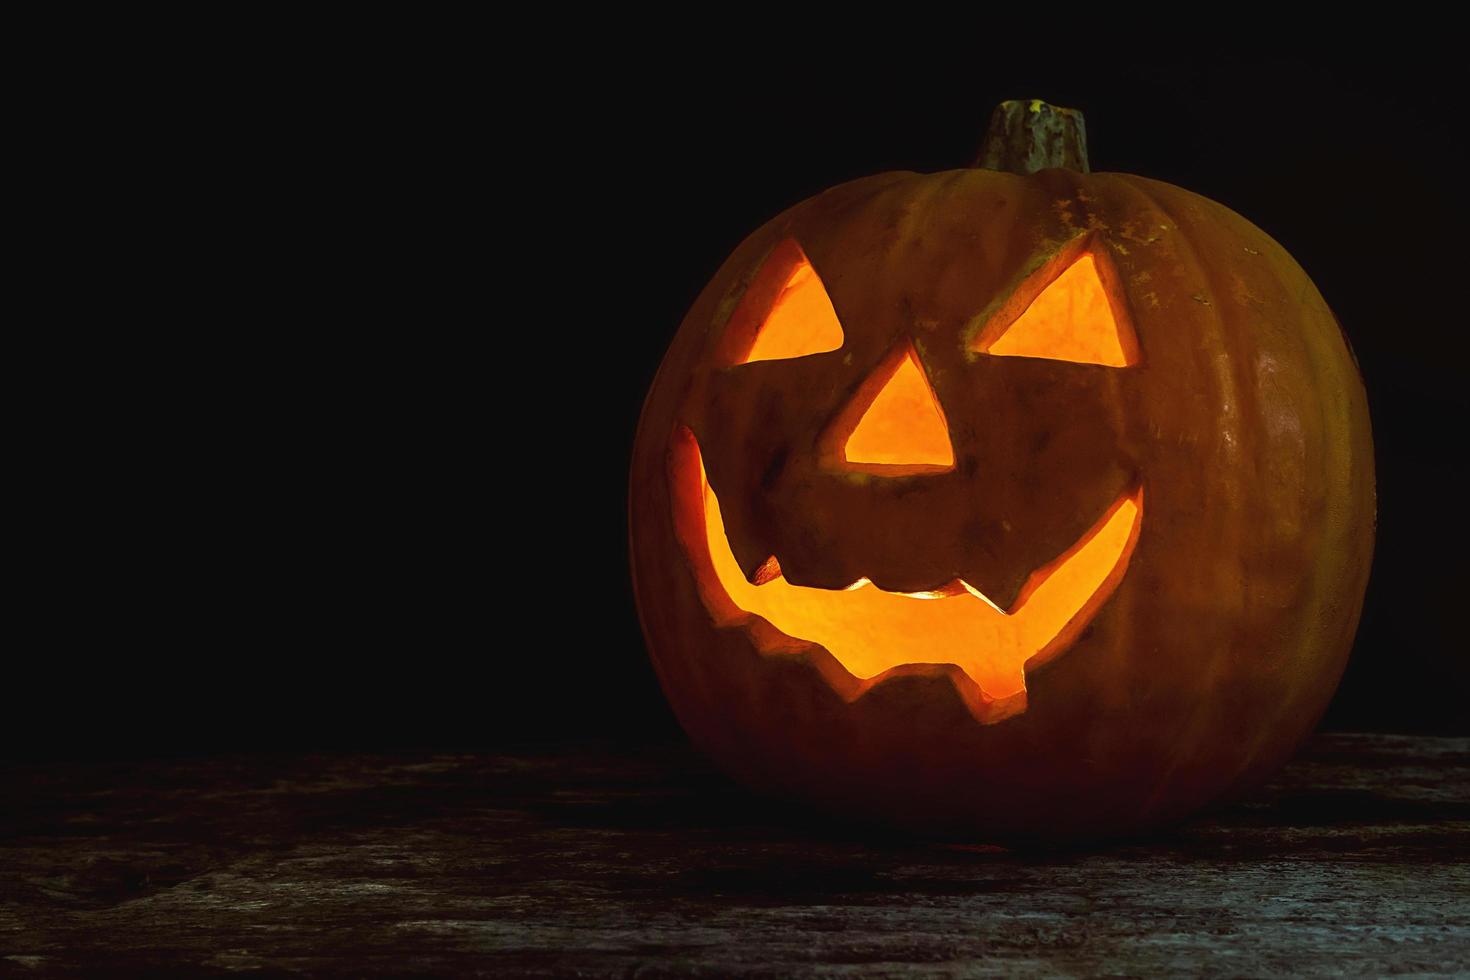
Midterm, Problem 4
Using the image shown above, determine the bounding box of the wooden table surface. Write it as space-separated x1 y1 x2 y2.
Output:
3 733 1467 977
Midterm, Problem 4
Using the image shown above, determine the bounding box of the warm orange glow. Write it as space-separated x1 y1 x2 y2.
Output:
674 431 1142 706
741 256 844 363
983 253 1137 366
842 346 954 469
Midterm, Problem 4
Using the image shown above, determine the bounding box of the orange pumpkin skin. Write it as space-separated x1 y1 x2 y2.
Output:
629 166 1375 841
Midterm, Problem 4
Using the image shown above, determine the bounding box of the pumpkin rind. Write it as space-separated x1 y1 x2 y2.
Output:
628 165 1375 841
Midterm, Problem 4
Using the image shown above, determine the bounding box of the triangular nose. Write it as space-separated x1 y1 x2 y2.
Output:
841 344 954 473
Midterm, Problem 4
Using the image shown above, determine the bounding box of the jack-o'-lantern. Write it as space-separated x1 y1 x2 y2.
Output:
628 101 1375 841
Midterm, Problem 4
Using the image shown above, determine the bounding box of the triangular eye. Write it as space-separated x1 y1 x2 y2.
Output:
973 244 1139 367
721 239 844 365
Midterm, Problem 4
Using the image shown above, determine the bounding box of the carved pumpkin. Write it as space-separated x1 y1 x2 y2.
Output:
628 101 1375 840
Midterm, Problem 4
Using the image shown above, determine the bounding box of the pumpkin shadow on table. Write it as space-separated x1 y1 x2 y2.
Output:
501 740 1469 864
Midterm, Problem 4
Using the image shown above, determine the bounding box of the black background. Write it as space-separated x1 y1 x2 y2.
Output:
17 45 1467 760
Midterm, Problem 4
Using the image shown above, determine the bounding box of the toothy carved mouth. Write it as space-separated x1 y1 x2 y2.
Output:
669 427 1143 723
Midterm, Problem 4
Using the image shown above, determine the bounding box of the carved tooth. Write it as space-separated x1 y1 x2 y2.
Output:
751 555 782 586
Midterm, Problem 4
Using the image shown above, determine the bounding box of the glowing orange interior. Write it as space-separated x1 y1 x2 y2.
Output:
741 256 844 363
677 432 1142 704
843 347 954 469
984 253 1137 366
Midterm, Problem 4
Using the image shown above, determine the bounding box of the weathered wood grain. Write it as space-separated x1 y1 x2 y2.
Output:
2 734 1467 977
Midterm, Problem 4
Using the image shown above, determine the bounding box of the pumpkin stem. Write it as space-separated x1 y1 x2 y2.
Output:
974 100 1089 175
